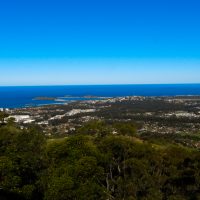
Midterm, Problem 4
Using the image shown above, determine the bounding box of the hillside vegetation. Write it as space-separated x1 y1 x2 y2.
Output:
1 119 200 200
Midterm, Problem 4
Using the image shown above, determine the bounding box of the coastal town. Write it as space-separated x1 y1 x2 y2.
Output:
1 95 200 149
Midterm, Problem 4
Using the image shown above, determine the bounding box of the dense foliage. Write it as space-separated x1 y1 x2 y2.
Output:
1 118 200 199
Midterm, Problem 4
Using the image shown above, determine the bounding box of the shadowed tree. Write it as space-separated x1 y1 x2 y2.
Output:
0 112 9 125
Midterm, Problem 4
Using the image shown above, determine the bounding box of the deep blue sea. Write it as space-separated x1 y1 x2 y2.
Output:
1 84 200 108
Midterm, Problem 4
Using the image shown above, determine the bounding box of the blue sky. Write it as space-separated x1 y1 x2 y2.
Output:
0 0 200 85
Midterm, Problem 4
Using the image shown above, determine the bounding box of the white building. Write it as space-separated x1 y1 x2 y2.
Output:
8 115 31 123
66 109 96 116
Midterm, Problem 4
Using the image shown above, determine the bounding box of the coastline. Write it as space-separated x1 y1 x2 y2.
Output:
1 84 200 108
1 95 200 110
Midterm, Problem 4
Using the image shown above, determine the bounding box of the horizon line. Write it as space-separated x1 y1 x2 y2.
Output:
1 83 200 87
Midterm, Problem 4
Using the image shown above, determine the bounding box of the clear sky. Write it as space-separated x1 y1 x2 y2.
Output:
0 0 200 85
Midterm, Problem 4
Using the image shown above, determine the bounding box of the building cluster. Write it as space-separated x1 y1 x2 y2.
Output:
7 115 35 124
1 95 200 138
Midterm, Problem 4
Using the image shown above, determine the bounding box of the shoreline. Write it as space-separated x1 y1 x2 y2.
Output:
1 95 200 110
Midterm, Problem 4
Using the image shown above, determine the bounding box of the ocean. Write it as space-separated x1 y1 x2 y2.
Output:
0 84 200 108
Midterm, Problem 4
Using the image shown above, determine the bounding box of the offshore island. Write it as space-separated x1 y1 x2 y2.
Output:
33 97 57 100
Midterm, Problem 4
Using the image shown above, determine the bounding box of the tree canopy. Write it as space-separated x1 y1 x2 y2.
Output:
1 121 200 200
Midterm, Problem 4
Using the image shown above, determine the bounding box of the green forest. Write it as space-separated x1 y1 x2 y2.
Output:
1 114 200 200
